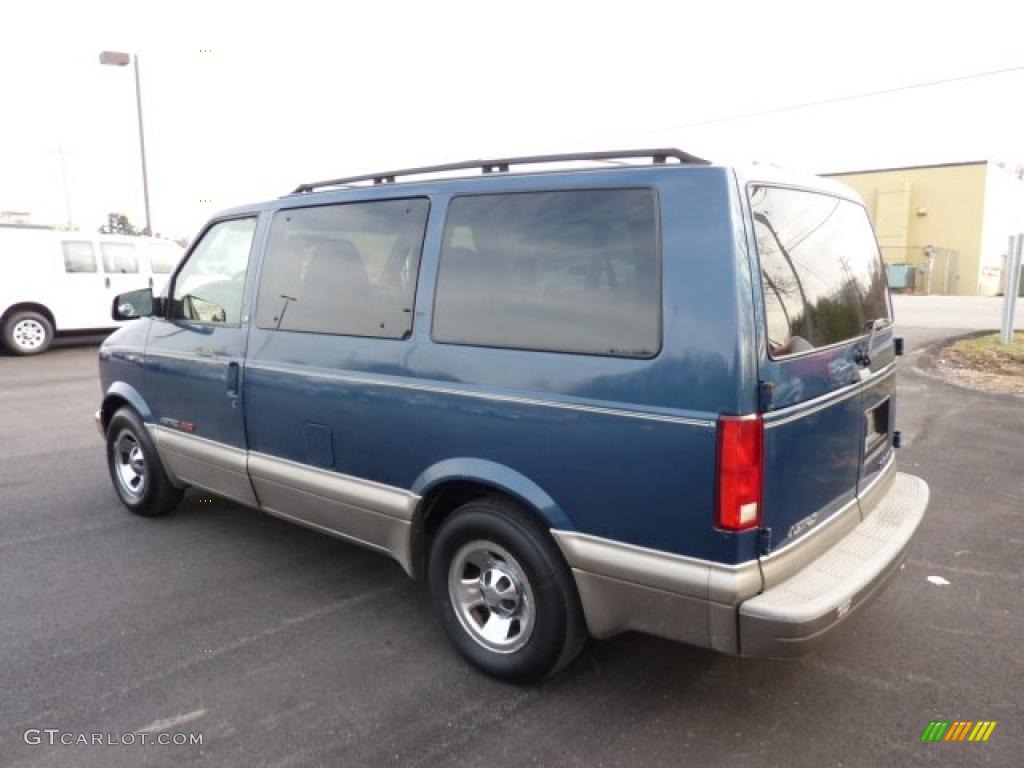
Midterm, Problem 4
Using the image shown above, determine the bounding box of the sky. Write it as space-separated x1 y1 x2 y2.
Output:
1 0 1023 241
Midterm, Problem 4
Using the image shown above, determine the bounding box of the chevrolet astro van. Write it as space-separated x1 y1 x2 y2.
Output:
96 149 929 681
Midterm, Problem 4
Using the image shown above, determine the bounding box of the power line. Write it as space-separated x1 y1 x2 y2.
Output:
597 65 1024 141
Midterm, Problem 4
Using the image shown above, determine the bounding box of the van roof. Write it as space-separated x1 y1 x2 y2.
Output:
210 149 864 220
731 162 864 204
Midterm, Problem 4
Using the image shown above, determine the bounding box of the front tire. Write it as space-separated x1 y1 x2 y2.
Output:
2 310 53 355
105 407 182 517
428 496 587 682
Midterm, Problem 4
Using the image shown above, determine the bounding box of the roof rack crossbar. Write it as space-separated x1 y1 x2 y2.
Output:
291 148 709 194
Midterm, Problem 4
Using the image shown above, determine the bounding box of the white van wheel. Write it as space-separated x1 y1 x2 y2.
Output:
3 311 53 355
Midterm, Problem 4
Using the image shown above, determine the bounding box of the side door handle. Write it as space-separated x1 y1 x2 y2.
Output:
104 276 111 289
226 361 240 401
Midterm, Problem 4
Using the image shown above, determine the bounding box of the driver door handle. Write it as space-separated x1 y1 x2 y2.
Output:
226 361 240 399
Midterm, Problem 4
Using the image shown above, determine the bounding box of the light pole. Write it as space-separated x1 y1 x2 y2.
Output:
45 145 76 229
99 50 152 236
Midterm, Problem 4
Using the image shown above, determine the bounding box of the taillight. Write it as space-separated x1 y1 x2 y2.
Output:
716 415 763 531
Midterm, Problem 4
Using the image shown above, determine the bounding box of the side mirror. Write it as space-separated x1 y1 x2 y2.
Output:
112 288 155 320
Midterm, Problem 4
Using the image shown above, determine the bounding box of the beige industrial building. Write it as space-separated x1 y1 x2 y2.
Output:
825 161 1024 296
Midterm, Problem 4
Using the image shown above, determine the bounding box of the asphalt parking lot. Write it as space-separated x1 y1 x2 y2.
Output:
1 327 1020 767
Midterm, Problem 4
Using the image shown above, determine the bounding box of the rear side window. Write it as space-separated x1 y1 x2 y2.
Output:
149 242 183 274
62 241 97 273
750 186 891 358
255 198 429 339
432 189 660 358
100 243 139 273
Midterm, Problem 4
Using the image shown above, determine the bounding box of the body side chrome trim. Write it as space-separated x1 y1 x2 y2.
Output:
102 344 147 357
247 451 419 521
551 530 762 605
245 361 715 428
148 427 419 574
150 425 258 506
145 349 238 365
764 364 895 429
570 569 714 648
260 503 396 557
248 451 417 574
553 531 758 654
256 481 414 575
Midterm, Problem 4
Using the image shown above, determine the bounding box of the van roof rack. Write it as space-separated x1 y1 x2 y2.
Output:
291 148 710 194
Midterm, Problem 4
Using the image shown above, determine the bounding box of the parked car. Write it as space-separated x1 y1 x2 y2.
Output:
95 149 929 681
0 225 184 354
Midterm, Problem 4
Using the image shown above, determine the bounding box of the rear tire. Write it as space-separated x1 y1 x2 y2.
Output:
428 496 587 682
105 407 182 517
2 310 53 355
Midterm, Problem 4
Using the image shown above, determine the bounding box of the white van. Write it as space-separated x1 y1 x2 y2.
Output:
0 225 184 355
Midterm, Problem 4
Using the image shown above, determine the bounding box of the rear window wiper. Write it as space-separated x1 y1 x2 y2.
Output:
856 318 887 368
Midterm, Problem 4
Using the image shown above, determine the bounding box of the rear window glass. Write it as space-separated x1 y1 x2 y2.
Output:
62 241 97 273
750 186 890 358
100 242 139 274
432 189 660 358
255 198 429 339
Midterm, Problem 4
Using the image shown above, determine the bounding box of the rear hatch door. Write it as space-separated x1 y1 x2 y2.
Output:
749 184 892 552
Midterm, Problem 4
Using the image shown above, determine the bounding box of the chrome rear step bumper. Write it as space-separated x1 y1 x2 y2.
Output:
738 472 929 657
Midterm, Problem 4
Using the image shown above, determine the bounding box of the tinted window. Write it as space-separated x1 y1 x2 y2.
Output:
62 241 97 273
255 199 429 339
170 218 256 324
750 186 891 358
100 243 138 273
149 242 183 274
432 189 660 358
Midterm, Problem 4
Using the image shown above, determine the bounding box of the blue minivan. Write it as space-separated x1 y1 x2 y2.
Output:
97 149 929 681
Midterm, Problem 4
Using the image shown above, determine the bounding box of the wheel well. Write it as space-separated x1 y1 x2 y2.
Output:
100 395 131 431
1 302 56 330
410 480 550 580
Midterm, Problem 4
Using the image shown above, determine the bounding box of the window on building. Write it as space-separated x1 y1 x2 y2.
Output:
255 198 429 339
750 186 891 358
62 241 97 273
432 189 660 358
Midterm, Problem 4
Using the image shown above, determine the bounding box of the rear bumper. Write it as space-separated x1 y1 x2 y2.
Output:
553 468 928 656
738 472 928 656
